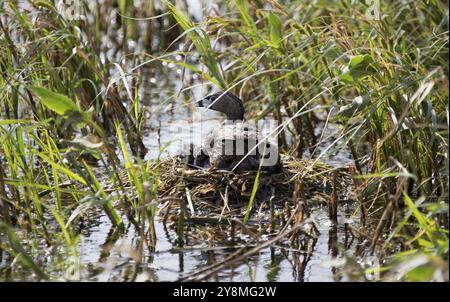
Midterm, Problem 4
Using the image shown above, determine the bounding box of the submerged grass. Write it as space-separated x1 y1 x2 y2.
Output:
0 0 448 281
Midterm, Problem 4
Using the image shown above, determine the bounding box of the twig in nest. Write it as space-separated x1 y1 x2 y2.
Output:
219 184 231 220
185 187 195 216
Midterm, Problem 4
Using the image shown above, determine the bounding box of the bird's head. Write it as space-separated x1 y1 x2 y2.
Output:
198 91 244 121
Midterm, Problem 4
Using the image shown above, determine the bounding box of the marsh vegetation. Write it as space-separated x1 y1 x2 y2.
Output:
0 0 448 281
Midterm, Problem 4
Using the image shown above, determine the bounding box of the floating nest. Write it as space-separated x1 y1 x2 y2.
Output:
149 155 357 281
155 154 355 222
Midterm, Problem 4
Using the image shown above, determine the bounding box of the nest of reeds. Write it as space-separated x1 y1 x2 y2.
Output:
155 154 355 222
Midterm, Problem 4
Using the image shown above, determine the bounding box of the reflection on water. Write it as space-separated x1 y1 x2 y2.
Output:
77 204 359 281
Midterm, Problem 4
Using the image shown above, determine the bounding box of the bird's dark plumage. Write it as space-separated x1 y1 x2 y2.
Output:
189 91 281 172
